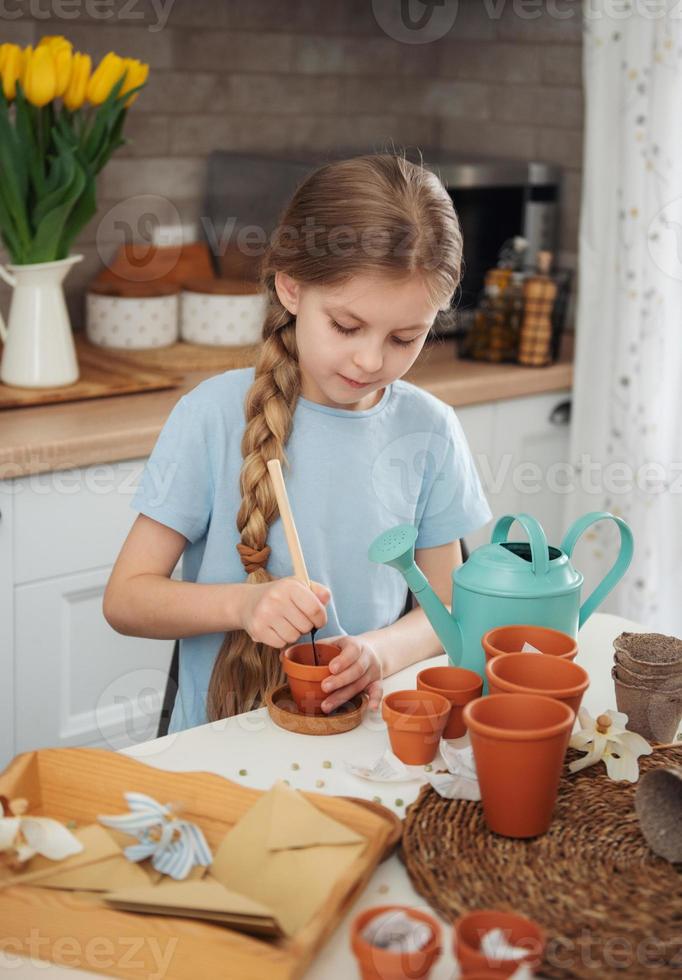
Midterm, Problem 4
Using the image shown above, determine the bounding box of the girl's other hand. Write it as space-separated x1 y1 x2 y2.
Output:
241 578 330 648
301 634 383 713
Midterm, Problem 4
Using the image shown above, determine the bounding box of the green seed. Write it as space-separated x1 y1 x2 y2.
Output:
372 796 382 804
322 760 332 769
66 819 77 830
424 764 433 772
291 762 300 771
238 769 248 776
315 779 325 788
283 779 290 786
395 798 404 807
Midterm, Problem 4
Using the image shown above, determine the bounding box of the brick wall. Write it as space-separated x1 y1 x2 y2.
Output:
0 0 583 329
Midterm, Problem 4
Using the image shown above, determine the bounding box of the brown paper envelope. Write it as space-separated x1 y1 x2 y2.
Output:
33 852 157 891
266 782 365 850
211 782 367 936
0 824 123 890
104 877 283 937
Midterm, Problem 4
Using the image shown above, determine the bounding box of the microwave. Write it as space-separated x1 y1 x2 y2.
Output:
204 149 561 338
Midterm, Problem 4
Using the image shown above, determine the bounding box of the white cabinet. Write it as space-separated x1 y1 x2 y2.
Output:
0 461 175 769
456 389 572 552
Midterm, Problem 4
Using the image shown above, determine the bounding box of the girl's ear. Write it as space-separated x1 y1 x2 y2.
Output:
274 271 300 315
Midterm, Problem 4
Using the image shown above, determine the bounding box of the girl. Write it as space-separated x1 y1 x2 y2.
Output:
104 151 492 735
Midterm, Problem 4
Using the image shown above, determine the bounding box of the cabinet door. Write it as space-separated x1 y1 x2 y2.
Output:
454 403 496 552
0 486 13 769
490 391 572 545
14 568 174 754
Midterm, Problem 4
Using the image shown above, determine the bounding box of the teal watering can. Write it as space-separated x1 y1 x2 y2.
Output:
368 512 634 689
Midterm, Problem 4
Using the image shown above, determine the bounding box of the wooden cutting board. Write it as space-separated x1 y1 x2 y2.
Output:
0 336 182 410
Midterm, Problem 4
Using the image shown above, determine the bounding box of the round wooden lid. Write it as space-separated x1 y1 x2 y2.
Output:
88 280 180 298
181 277 264 296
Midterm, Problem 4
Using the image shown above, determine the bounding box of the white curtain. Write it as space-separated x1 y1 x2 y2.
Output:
566 1 682 635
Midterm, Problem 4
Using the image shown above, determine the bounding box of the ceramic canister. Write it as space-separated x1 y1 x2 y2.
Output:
180 278 266 346
86 281 179 349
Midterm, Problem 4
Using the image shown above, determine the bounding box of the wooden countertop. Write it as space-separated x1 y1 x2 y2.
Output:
0 339 573 479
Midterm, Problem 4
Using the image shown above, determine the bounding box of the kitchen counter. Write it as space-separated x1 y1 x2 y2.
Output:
0 613 652 980
0 339 572 479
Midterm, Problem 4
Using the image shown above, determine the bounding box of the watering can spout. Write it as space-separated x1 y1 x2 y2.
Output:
368 524 464 666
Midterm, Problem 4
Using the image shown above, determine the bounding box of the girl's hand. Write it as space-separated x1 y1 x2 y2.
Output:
241 578 330 648
309 634 383 713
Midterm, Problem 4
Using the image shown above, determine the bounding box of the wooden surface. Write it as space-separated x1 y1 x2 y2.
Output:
0 338 573 479
0 337 181 410
0 747 392 980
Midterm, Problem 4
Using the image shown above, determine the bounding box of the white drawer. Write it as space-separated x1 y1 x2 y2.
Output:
12 458 146 584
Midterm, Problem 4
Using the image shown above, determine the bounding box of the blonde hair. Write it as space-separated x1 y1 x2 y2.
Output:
205 150 464 721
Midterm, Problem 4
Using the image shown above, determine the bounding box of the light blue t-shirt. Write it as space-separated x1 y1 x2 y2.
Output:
131 367 492 733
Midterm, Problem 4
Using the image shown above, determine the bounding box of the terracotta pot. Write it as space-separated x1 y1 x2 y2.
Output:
454 908 545 977
351 904 442 980
463 693 574 838
381 690 450 765
281 642 340 715
417 666 483 739
485 652 589 716
482 625 577 665
612 667 682 744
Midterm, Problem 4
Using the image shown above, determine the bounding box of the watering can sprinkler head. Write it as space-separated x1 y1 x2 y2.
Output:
368 523 464 666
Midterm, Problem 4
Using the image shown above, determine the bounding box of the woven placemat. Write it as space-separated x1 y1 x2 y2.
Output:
401 746 682 979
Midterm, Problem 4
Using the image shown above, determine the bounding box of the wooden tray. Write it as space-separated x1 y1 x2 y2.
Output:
0 747 393 980
0 336 181 410
100 338 262 373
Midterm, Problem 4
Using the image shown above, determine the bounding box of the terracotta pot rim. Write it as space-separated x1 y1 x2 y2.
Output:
463 693 575 741
351 904 442 965
483 624 577 657
486 653 589 699
417 666 483 699
282 642 339 680
382 689 451 723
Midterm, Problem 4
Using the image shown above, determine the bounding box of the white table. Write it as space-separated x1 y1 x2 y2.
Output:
2 613 656 980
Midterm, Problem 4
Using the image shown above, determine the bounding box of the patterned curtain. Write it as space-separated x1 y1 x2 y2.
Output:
565 1 682 635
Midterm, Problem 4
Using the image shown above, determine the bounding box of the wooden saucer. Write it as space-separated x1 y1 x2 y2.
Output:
266 684 367 736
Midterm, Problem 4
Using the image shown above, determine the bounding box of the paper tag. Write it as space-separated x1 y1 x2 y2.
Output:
344 748 422 783
521 641 543 654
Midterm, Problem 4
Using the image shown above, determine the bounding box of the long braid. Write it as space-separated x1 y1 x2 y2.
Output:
205 278 301 720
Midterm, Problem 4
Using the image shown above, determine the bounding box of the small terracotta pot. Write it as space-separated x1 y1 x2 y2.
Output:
463 693 574 838
482 625 577 665
382 690 450 765
417 666 483 739
454 909 545 977
351 904 442 980
612 666 682 744
281 642 340 715
486 652 589 716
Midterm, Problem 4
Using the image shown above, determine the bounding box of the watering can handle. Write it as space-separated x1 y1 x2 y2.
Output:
0 263 16 343
560 511 634 627
491 513 550 576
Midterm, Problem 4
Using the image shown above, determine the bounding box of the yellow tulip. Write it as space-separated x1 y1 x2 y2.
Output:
22 44 57 107
63 51 91 111
38 35 73 96
119 57 148 108
86 51 125 106
0 43 23 101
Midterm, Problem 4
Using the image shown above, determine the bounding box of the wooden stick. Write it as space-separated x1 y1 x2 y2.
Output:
266 459 310 587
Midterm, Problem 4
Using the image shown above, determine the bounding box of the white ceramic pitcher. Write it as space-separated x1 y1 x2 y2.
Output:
0 253 83 388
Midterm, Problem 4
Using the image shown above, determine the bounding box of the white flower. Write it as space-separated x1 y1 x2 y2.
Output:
0 797 83 867
569 709 652 782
